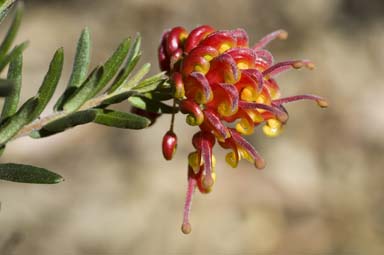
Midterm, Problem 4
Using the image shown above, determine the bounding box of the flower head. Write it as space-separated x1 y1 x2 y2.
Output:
158 25 327 234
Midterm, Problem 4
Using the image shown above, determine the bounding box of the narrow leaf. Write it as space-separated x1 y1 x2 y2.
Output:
0 97 38 145
67 27 91 88
120 62 151 91
30 109 97 138
0 163 63 184
0 0 16 23
128 96 174 114
0 41 28 72
0 145 5 157
89 38 131 98
1 52 22 119
132 72 165 93
62 66 103 112
0 1 23 59
94 109 150 129
0 78 13 97
54 28 91 111
108 35 141 93
100 91 135 106
29 48 64 120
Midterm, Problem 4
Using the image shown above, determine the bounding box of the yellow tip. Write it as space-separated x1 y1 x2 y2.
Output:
255 158 266 169
278 30 288 40
306 62 316 70
317 99 328 108
292 61 304 69
262 119 283 137
181 223 192 234
202 176 214 190
225 152 238 168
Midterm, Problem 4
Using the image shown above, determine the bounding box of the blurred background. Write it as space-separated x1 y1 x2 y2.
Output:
0 0 384 254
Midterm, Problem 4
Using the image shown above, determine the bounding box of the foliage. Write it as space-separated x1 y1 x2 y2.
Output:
0 1 170 184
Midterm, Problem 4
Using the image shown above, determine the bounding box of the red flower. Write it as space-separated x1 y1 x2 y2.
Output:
159 25 327 234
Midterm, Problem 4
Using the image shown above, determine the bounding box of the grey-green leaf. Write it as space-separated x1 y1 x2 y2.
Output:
29 48 64 120
54 27 91 111
30 109 97 138
94 109 150 129
0 41 28 72
0 145 5 157
100 91 135 106
1 52 22 119
62 66 103 112
0 0 16 23
128 96 174 114
0 163 63 184
132 72 165 93
0 97 38 145
0 1 23 59
108 35 141 93
0 78 14 97
120 62 151 91
89 38 131 98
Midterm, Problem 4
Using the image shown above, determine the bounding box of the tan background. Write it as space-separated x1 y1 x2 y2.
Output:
0 0 384 254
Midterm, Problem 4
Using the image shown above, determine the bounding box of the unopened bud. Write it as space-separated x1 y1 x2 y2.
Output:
162 131 177 160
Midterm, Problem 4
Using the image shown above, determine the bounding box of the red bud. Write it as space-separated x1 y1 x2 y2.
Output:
162 131 177 160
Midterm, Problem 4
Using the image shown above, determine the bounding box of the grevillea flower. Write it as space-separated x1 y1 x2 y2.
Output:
158 25 327 234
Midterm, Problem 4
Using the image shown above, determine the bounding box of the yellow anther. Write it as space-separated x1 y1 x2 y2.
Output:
194 91 204 104
219 43 231 53
241 87 257 102
225 152 238 168
262 119 283 137
268 87 281 100
203 54 214 61
256 94 267 104
218 102 236 117
245 109 264 123
174 86 185 99
236 118 254 135
212 154 217 169
194 64 209 74
188 152 202 174
237 62 249 70
239 147 254 164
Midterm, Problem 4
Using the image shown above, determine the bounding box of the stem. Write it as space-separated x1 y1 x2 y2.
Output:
13 91 126 140
170 99 176 132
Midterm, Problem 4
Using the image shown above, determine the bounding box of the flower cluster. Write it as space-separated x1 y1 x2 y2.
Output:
158 25 327 234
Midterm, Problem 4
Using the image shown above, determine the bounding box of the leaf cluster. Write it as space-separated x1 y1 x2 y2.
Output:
0 2 171 184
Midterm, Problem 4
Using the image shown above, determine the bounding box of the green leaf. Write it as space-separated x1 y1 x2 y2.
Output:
108 35 141 93
149 87 174 101
54 27 91 111
128 96 174 114
0 1 23 59
62 66 104 112
0 0 16 23
30 109 97 138
0 145 5 157
93 109 150 129
132 72 166 93
89 38 131 98
100 91 135 106
0 163 63 184
0 78 14 97
29 48 64 120
0 97 38 145
120 62 151 91
1 52 22 119
0 41 28 72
